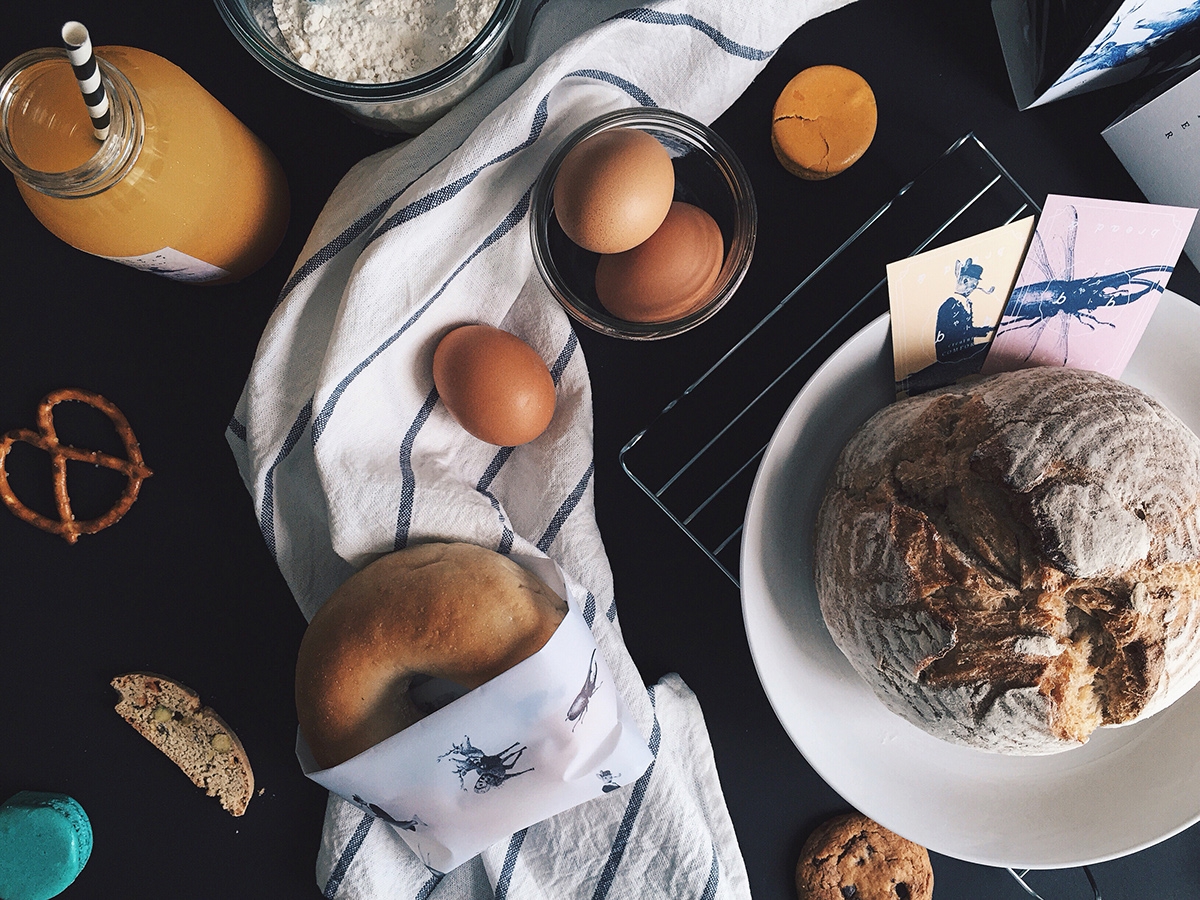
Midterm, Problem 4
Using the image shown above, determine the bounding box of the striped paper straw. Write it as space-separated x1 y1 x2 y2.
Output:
61 22 110 141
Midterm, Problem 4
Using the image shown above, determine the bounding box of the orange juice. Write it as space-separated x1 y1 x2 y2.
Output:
0 46 289 284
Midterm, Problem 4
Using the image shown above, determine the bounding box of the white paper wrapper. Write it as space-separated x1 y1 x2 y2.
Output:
296 554 653 875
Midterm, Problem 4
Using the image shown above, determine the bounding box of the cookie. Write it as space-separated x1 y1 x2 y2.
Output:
795 812 933 900
112 672 255 816
771 65 877 180
0 792 92 900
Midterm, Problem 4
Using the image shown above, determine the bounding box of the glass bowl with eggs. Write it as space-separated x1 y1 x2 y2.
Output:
213 0 520 132
530 108 757 340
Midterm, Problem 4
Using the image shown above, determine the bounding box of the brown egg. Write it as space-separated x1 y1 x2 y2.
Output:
595 201 724 323
432 325 556 446
553 127 675 254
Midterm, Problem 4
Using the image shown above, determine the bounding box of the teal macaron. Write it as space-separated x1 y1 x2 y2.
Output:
0 792 92 900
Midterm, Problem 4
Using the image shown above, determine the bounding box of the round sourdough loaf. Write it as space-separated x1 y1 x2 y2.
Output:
813 367 1200 754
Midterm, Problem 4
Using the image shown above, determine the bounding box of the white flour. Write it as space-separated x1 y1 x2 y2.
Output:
273 0 501 83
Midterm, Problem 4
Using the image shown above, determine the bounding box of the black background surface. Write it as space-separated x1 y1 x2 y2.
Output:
2 2 1198 898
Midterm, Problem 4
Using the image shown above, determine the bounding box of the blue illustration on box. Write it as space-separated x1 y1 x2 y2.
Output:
566 648 602 731
439 737 534 793
597 770 622 793
1052 0 1200 96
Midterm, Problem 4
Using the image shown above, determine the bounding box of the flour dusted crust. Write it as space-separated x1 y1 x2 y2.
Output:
813 367 1200 754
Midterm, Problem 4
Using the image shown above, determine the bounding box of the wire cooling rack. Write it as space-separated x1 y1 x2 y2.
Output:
619 133 1041 586
620 134 1112 900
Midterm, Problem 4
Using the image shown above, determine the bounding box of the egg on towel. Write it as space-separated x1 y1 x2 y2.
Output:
595 201 724 322
432 324 556 446
552 127 675 254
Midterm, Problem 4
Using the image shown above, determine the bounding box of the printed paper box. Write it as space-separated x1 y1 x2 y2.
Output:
1103 63 1200 270
993 0 1200 109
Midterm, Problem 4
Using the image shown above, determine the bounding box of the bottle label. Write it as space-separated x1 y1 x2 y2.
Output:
99 246 231 282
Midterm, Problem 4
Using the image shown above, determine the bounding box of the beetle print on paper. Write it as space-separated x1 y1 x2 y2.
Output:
351 794 427 831
991 204 1170 364
567 648 602 731
438 736 534 793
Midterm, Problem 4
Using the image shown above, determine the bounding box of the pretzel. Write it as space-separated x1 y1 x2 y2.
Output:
0 388 152 543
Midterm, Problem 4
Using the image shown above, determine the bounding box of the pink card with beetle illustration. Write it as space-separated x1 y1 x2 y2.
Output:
981 194 1196 378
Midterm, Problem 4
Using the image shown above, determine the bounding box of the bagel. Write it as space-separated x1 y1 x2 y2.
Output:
295 542 568 769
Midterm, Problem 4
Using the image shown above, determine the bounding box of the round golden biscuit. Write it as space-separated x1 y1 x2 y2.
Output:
795 812 933 900
771 65 877 180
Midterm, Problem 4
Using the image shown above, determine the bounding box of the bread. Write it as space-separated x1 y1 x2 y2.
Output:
795 812 932 900
295 542 568 769
771 65 877 180
111 672 255 815
813 367 1200 753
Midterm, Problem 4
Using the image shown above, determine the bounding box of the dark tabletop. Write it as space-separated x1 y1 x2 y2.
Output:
3 2 1199 898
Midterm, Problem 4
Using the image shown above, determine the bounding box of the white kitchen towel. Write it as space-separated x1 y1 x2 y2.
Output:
227 0 853 897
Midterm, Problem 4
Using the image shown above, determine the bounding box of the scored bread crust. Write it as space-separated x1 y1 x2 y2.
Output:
813 367 1200 754
111 672 255 816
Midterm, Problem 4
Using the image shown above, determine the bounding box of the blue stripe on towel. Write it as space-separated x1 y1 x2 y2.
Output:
497 528 515 555
273 93 544 312
415 873 442 900
614 8 775 60
478 446 517 492
323 812 374 898
606 598 618 623
309 292 439 447
494 827 528 899
583 590 597 628
275 193 402 312
259 398 313 559
477 445 517 553
227 415 247 442
565 68 657 107
591 685 662 899
468 330 576 552
549 329 578 383
394 388 442 550
537 460 595 553
371 97 550 243
311 185 535 446
701 843 721 900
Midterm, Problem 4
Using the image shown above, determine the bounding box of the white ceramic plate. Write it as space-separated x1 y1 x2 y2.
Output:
740 290 1200 869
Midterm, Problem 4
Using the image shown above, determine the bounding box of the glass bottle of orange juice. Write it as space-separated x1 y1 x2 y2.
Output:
0 44 290 284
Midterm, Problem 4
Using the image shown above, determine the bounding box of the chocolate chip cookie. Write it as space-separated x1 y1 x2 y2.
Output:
795 812 933 900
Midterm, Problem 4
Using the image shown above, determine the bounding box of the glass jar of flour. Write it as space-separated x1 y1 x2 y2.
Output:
214 0 522 133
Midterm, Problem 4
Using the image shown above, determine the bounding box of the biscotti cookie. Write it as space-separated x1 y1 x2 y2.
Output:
795 812 933 900
814 367 1200 753
112 672 254 816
